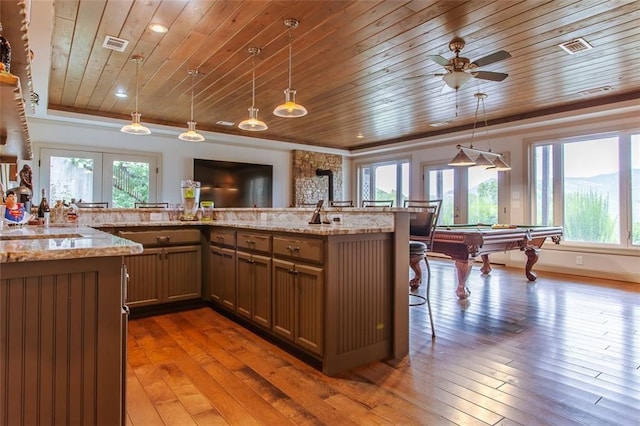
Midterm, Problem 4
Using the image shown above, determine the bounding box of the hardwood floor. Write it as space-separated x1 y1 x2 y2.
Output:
126 259 640 425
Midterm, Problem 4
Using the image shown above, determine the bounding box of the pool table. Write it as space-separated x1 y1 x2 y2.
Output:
430 224 563 299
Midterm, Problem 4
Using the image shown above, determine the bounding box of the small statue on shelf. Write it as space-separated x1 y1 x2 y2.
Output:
18 164 33 191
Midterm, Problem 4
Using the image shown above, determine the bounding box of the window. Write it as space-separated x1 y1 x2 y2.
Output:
357 159 409 207
531 132 638 248
39 148 160 208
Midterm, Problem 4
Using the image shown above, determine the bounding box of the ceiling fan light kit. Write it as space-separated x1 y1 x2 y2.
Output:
429 38 511 91
121 55 151 135
178 69 205 142
273 18 307 118
239 47 268 132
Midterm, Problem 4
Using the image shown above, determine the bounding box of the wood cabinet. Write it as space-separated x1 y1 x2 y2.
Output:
119 229 202 308
1 257 125 425
209 228 236 309
236 230 272 328
272 258 324 355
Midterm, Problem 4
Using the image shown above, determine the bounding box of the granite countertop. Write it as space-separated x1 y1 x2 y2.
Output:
0 226 143 263
97 220 394 235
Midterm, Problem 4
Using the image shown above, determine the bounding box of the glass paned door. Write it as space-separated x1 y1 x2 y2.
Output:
427 168 455 224
468 166 498 224
104 154 157 208
40 148 102 204
630 135 639 245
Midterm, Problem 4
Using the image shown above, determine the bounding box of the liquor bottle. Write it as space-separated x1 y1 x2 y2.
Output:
38 189 50 223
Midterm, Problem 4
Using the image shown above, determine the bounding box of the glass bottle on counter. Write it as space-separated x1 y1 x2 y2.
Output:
37 188 49 222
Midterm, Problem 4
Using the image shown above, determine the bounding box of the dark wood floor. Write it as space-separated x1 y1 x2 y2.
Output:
126 259 640 425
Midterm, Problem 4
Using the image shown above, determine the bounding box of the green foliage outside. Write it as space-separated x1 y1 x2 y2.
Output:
565 190 616 243
468 179 497 224
112 162 149 208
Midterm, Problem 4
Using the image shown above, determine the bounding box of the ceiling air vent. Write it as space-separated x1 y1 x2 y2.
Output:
558 38 593 55
578 86 613 97
216 120 235 127
102 35 129 52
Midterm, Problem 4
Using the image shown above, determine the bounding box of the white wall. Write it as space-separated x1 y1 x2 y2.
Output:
348 100 640 283
27 116 349 207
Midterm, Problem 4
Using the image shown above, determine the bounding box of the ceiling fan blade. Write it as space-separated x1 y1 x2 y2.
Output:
471 50 511 68
427 55 450 66
473 71 509 82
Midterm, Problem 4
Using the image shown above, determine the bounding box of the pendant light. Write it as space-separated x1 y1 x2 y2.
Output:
238 47 268 131
121 55 151 135
273 18 307 118
448 92 511 171
179 69 205 142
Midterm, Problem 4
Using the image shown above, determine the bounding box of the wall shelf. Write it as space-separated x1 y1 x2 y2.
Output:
1 0 34 161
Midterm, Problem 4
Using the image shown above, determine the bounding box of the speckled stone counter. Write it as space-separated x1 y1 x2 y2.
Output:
73 207 398 235
0 225 143 263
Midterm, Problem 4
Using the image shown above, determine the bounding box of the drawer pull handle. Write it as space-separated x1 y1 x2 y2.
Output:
246 239 256 245
157 236 170 243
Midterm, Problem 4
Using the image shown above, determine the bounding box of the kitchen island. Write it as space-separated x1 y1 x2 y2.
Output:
94 207 410 376
0 226 142 426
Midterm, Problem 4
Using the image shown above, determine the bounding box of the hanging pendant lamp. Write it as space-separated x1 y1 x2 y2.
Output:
179 69 205 142
239 47 268 131
448 92 511 171
121 55 151 135
273 18 307 118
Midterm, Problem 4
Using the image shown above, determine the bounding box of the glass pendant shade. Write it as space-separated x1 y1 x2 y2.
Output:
442 71 472 90
121 112 151 135
487 156 511 171
448 149 476 166
239 107 268 131
179 121 205 142
273 88 307 117
179 69 204 142
121 55 151 135
474 152 495 167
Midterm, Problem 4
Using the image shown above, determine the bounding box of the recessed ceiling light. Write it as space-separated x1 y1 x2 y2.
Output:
148 24 168 33
115 91 128 98
357 133 364 139
430 121 450 127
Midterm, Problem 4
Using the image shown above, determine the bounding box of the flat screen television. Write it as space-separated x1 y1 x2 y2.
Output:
193 159 273 207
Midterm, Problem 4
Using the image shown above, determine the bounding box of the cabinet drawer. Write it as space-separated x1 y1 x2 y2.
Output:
273 236 324 263
210 229 236 247
237 231 272 253
119 229 201 246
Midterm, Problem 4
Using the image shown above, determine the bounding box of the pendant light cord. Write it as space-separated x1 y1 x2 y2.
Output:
134 59 140 114
287 28 293 89
251 55 256 108
469 93 480 148
190 71 195 121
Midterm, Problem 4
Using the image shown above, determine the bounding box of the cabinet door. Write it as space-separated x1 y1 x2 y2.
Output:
294 263 324 356
164 245 202 302
237 252 272 328
210 246 236 309
124 247 163 307
273 259 324 355
272 259 296 341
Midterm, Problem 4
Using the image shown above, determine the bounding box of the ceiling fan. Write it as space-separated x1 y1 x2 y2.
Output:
425 38 511 91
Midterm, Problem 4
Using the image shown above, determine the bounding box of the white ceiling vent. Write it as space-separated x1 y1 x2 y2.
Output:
558 38 593 55
216 120 235 127
578 86 613 96
102 35 129 52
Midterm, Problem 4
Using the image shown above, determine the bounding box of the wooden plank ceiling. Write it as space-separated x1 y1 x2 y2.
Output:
47 0 640 151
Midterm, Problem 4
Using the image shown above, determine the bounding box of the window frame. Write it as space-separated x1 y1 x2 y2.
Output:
528 130 639 252
356 157 411 207
37 145 162 207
